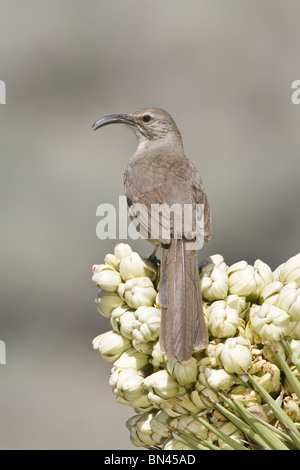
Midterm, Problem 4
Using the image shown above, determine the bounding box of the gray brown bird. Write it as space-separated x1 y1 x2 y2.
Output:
93 107 211 361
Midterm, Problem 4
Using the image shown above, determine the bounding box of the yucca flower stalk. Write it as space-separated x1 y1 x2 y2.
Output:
92 246 300 450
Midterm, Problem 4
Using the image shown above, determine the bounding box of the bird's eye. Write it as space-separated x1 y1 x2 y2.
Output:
142 114 152 123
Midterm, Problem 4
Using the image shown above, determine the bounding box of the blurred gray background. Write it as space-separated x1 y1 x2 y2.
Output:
0 0 299 449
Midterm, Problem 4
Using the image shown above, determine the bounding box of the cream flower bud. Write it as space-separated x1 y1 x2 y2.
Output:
150 341 166 368
201 262 228 301
129 393 154 412
204 367 234 390
110 307 135 339
170 415 208 440
200 254 228 272
206 340 222 359
250 303 290 342
191 385 219 410
198 356 234 390
273 262 285 282
161 392 202 417
262 341 286 366
284 365 300 395
248 260 273 301
92 264 122 292
150 410 171 438
218 337 252 374
289 339 300 366
279 253 300 286
208 300 240 338
229 386 261 408
283 396 300 422
132 306 161 343
113 348 149 371
227 261 258 297
118 277 157 309
166 356 198 386
126 412 167 447
126 413 153 447
95 290 127 318
132 339 154 355
198 355 217 371
227 260 272 300
92 331 131 362
225 295 248 318
109 367 145 404
255 361 281 394
244 319 255 343
198 356 217 375
259 281 284 305
277 282 300 321
287 321 300 340
120 252 157 281
114 243 133 260
104 253 119 270
143 370 185 406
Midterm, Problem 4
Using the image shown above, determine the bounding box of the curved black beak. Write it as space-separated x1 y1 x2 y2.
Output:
92 114 137 131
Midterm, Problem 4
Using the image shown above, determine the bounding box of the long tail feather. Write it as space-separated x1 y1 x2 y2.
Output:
159 238 208 361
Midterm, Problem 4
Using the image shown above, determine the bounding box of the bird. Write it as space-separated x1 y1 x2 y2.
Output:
93 107 211 361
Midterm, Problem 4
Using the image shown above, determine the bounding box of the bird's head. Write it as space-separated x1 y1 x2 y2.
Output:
93 107 182 145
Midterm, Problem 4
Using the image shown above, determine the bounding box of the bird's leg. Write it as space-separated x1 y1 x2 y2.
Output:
149 244 159 260
146 245 160 274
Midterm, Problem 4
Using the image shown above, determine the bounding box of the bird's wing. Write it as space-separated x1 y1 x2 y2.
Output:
190 165 212 243
126 186 173 245
124 152 211 245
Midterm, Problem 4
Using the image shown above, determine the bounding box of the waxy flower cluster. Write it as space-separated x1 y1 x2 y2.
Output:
92 245 300 449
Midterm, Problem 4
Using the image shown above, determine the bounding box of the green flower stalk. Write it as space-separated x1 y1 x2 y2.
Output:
92 244 300 449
